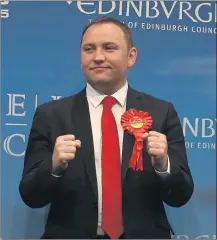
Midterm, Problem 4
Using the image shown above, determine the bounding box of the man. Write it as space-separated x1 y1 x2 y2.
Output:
19 17 194 239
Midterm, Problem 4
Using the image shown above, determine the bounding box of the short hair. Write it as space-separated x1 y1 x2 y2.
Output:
80 17 134 49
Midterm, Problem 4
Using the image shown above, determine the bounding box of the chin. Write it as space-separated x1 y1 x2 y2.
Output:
88 77 114 85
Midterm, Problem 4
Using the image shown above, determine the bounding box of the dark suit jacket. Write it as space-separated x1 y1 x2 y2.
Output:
19 86 194 239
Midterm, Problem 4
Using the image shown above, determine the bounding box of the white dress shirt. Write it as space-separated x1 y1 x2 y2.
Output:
86 82 170 235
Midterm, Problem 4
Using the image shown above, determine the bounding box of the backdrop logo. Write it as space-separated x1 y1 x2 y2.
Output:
182 117 216 150
74 0 217 23
1 1 9 19
4 94 62 157
71 0 217 34
4 134 26 157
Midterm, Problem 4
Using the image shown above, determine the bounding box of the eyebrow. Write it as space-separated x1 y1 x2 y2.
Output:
82 42 118 47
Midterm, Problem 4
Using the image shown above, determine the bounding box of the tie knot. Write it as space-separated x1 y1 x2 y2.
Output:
103 96 116 109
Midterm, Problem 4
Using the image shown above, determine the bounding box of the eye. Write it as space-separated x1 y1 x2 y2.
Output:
105 45 116 51
83 46 94 52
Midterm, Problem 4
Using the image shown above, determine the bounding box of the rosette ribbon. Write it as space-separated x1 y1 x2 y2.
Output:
121 109 153 170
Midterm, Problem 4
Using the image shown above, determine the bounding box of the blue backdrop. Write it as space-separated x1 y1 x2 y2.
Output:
1 1 216 239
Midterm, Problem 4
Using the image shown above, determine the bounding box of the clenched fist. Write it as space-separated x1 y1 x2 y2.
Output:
143 131 168 172
52 135 81 172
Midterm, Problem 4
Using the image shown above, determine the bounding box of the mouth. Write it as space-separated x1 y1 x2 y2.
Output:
90 66 111 70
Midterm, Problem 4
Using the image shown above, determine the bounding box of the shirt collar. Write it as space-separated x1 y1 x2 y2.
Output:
86 82 128 108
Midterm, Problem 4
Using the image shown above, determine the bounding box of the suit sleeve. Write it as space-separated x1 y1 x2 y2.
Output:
158 102 194 207
19 106 60 208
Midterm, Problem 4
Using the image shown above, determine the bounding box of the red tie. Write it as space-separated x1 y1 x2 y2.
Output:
101 96 124 239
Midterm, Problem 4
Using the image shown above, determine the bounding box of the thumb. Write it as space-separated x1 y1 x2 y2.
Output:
75 139 81 148
142 132 149 140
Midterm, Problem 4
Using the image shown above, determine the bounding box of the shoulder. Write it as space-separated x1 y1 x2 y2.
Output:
35 89 84 118
129 86 178 121
141 92 169 105
37 95 76 113
130 86 172 108
37 95 76 112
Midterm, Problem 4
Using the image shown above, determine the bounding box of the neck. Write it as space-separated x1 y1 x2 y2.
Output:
88 81 126 95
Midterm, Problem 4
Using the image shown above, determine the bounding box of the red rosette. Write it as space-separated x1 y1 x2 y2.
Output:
121 109 153 171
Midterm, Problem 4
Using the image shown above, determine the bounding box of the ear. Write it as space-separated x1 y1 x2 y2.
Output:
128 47 137 68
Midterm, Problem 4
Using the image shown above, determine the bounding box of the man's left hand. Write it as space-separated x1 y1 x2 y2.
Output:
143 131 168 172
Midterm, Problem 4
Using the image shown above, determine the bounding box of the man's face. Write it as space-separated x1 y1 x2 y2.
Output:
80 22 137 91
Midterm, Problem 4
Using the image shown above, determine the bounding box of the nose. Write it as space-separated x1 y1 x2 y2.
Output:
94 48 105 64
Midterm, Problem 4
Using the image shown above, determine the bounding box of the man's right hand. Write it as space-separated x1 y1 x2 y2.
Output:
52 135 81 172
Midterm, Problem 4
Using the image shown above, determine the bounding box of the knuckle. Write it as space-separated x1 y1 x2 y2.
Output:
56 136 62 142
72 141 77 147
56 139 63 147
56 145 62 152
70 146 75 153
71 135 75 140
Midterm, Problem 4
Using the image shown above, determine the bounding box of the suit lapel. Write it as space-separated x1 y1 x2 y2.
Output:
121 86 143 184
72 89 98 198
